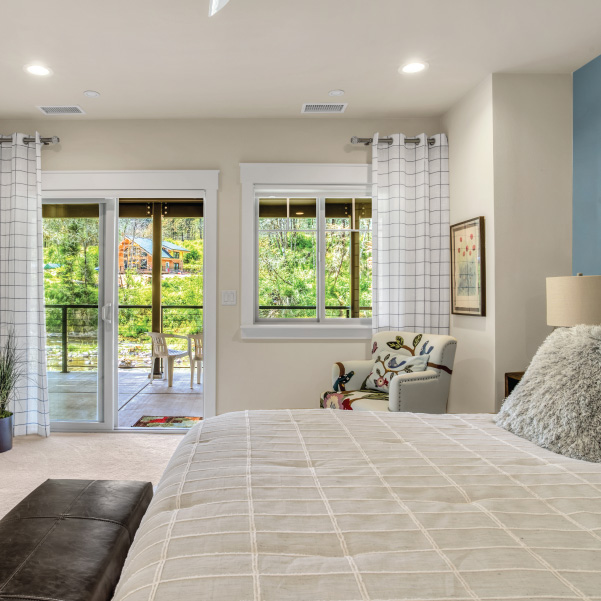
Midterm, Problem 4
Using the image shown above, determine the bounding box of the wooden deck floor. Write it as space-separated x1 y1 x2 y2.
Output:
48 368 203 427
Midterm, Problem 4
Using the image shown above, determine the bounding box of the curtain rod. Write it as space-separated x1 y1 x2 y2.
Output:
351 136 436 146
0 135 60 145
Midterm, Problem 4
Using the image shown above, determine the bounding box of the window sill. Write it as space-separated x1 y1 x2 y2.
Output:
240 323 372 340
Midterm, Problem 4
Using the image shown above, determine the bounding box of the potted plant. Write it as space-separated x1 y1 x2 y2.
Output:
0 330 23 453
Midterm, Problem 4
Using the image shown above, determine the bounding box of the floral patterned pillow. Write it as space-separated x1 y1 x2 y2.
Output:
364 352 430 393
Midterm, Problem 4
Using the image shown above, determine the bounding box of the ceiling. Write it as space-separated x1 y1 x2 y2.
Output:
2 0 601 120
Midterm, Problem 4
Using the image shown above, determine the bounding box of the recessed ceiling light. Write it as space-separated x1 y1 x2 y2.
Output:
400 62 428 74
24 64 53 76
295 212 305 216
329 89 345 97
83 90 100 98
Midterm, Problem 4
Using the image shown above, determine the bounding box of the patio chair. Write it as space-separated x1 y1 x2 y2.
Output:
146 332 188 387
187 333 203 388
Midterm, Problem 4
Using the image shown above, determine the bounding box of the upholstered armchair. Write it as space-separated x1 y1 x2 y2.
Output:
320 330 457 413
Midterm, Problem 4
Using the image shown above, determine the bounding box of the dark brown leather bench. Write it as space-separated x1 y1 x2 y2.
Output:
0 479 153 601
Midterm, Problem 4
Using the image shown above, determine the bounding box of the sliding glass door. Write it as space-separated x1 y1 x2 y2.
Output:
117 200 204 429
42 197 204 430
43 199 117 430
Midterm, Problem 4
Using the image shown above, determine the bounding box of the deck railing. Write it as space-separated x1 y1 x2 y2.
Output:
45 304 204 373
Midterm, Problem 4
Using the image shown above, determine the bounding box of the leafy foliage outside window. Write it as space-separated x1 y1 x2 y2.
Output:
258 230 317 318
44 217 100 307
257 196 372 320
118 218 204 358
42 214 204 371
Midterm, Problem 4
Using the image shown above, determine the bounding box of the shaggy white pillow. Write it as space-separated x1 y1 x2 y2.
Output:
496 325 601 462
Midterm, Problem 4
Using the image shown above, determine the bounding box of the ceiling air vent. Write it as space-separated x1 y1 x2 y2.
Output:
302 103 347 114
37 105 86 115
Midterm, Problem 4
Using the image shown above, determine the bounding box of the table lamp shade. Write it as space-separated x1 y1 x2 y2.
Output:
546 275 601 326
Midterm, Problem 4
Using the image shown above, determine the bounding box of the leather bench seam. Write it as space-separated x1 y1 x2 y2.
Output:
1 515 130 531
0 481 96 595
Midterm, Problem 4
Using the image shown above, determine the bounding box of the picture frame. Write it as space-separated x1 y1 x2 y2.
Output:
450 216 486 316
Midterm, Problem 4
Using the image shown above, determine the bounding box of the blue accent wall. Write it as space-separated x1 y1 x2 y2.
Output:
573 55 601 275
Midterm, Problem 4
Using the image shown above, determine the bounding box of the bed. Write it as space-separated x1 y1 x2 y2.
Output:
112 409 601 601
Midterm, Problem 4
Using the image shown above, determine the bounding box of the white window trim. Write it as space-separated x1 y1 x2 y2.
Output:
240 163 372 340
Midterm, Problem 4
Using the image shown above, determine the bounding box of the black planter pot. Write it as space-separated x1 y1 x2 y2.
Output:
0 413 13 453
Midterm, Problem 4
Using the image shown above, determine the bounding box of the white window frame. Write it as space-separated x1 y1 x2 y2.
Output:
240 163 372 340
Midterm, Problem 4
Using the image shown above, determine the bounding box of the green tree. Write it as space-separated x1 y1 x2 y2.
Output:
43 217 100 345
184 248 200 263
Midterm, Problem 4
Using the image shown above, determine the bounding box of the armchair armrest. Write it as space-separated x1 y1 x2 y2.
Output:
388 370 448 413
331 360 373 392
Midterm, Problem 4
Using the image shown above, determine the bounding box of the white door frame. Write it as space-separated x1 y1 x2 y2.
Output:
42 170 219 429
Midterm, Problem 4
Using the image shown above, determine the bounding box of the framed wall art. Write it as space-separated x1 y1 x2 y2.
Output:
450 216 486 316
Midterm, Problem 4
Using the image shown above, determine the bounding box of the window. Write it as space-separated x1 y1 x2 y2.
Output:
256 194 372 322
324 198 372 319
258 197 317 319
240 163 372 339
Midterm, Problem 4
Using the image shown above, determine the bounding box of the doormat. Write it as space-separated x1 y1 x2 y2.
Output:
132 416 203 428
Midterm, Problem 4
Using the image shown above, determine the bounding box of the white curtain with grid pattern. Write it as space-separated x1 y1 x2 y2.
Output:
0 133 50 436
371 133 450 334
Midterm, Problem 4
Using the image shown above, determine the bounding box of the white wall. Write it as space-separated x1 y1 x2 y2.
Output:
442 74 573 413
0 117 440 414
492 74 572 408
442 77 496 413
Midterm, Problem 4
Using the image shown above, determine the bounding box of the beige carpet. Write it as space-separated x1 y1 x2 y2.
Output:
0 432 184 518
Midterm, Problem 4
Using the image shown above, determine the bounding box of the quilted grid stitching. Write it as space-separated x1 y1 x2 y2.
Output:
113 411 601 601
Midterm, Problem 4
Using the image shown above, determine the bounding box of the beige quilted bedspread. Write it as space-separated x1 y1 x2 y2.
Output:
113 410 601 601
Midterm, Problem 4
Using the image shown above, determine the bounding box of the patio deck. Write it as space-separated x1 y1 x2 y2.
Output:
48 368 203 427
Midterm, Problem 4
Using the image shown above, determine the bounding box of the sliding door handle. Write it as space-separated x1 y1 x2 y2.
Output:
101 303 112 324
